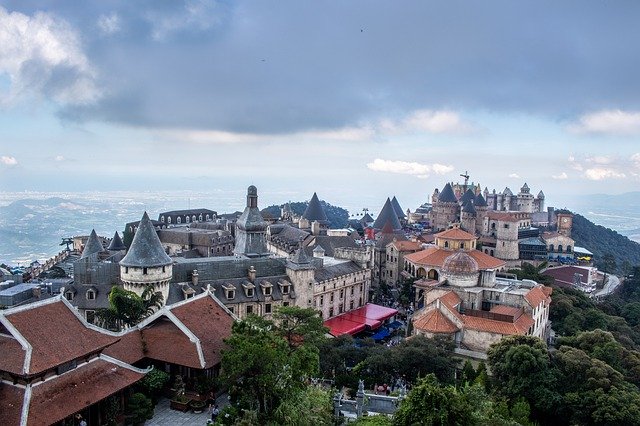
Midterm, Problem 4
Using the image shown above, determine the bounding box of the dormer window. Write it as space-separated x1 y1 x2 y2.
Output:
86 290 96 300
222 283 236 300
65 291 74 301
242 282 256 298
261 281 273 296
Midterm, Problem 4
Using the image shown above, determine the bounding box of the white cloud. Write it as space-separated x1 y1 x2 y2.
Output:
146 0 222 40
0 6 101 106
585 155 613 165
508 173 520 179
584 168 626 181
1 155 17 166
54 155 65 162
366 158 454 179
552 172 568 180
569 110 640 136
403 110 476 135
97 13 121 35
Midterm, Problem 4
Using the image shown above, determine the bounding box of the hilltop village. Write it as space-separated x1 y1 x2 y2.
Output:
0 178 618 425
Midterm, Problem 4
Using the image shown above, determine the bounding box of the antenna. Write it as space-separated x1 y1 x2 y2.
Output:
460 171 470 190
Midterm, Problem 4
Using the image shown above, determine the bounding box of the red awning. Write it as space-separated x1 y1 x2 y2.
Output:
324 303 398 337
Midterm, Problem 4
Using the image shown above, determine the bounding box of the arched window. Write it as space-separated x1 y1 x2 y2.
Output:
444 241 449 248
558 245 563 253
161 216 165 223
192 215 196 222
177 217 182 224
86 290 95 300
549 244 554 252
199 214 203 221
566 245 572 253
206 214 210 221
168 217 172 224
460 243 465 249
186 216 190 223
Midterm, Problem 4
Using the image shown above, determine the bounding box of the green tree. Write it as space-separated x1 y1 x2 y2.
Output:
393 375 473 426
126 392 154 424
96 285 164 331
220 314 321 421
273 305 328 351
271 385 333 425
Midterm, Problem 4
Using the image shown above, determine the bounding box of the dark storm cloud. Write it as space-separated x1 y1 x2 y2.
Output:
5 0 640 133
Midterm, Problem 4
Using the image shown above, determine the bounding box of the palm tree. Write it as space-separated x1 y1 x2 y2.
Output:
96 285 164 331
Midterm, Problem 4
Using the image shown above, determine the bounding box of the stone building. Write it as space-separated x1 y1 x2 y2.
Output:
483 211 531 262
384 240 422 286
158 208 217 226
405 229 552 355
158 226 234 257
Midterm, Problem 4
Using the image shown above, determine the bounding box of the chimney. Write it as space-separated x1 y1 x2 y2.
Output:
33 287 41 299
192 269 199 287
248 266 256 283
311 221 320 236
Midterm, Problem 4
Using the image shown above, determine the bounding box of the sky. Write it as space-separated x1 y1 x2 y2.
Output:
1 1 640 214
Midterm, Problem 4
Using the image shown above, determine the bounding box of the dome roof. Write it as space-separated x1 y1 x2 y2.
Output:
442 251 479 275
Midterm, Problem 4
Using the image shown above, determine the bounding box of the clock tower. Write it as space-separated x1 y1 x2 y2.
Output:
557 213 573 238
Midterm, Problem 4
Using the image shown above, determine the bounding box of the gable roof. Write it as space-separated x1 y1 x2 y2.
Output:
302 193 328 223
413 308 459 334
0 298 119 376
524 286 548 308
121 212 172 268
436 227 476 241
373 198 402 230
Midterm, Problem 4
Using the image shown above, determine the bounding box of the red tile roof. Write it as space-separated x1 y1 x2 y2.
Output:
490 305 523 317
28 358 145 426
390 240 422 251
405 247 505 270
524 287 547 308
414 309 459 334
435 228 476 241
0 335 25 375
2 300 118 376
143 319 203 369
0 382 23 426
440 291 461 309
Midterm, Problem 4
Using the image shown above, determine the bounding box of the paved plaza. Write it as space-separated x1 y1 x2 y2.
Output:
147 395 229 425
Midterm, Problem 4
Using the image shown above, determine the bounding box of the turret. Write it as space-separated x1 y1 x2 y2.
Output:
234 186 270 257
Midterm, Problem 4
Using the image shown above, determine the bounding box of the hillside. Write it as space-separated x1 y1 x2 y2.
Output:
570 212 640 273
262 201 350 228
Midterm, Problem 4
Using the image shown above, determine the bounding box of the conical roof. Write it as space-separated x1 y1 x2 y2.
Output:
391 196 406 219
121 212 172 267
503 187 512 196
460 189 476 205
287 240 314 270
81 229 104 259
362 213 374 223
373 198 402 230
474 193 487 207
438 183 458 203
537 190 545 198
302 193 328 223
107 231 126 251
462 200 476 215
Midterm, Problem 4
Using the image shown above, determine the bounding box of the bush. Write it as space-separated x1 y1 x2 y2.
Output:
138 369 170 399
126 392 154 425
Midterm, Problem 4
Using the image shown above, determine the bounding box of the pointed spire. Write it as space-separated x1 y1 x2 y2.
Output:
121 212 172 267
391 196 406 219
474 192 488 207
81 229 105 259
373 198 402 230
462 199 476 215
107 231 126 251
302 193 328 223
288 238 314 270
438 183 458 203
537 190 545 198
459 188 476 205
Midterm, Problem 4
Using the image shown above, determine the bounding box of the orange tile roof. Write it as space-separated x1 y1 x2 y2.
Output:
435 228 476 240
490 305 523 317
524 287 547 308
463 313 534 335
541 286 553 297
405 247 505 270
440 291 461 309
390 240 422 251
414 309 459 334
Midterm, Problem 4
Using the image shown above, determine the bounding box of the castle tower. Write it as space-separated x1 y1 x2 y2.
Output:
107 231 126 253
234 185 270 257
460 200 477 234
536 190 545 212
373 198 403 231
557 213 573 237
285 243 316 309
300 193 329 234
517 183 534 213
391 196 407 225
473 192 488 235
120 212 173 305
431 183 459 231
81 229 105 261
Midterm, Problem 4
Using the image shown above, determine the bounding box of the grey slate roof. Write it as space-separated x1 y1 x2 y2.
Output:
373 198 402 230
462 200 476 215
302 193 329 223
362 213 374 224
474 193 488 207
310 235 358 257
438 183 458 203
107 232 126 251
314 261 363 282
391 196 406 219
460 189 476 205
537 190 545 198
81 230 105 259
120 212 172 267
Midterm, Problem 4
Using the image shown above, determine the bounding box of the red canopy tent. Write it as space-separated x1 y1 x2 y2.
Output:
324 303 398 337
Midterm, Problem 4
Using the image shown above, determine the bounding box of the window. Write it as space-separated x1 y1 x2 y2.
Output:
340 289 344 299
228 307 234 314
168 217 172 224
351 286 354 295
177 217 182 224
86 290 95 300
265 303 272 314
86 310 95 323
329 307 334 317
143 267 148 275
283 302 290 307
320 295 324 305
360 284 363 292
246 305 253 315
125 267 129 273
65 291 74 301
186 216 190 223
349 301 354 310
247 288 254 297
161 216 165 223
162 266 166 273
227 290 235 300
281 285 289 295
264 286 271 296
330 293 334 302
444 241 449 248
339 304 344 314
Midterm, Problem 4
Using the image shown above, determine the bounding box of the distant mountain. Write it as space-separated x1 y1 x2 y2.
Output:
262 201 350 229
570 212 640 272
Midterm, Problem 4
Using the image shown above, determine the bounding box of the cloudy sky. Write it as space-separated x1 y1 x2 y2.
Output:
1 1 639 212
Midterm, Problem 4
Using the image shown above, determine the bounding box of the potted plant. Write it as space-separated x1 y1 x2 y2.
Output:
170 394 192 412
190 400 207 413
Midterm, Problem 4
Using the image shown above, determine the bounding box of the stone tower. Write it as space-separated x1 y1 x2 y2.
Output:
285 243 316 309
81 229 105 261
300 193 329 234
536 190 545 212
120 212 173 305
517 183 534 213
234 185 270 257
473 192 488 235
431 183 459 231
460 200 477 234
